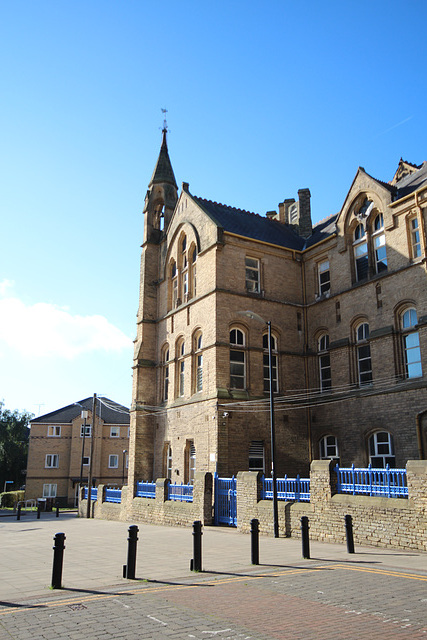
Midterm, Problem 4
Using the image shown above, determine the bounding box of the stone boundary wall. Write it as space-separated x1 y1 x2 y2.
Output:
79 472 213 527
80 461 426 551
236 460 427 551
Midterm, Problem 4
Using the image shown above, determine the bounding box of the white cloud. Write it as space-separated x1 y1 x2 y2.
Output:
0 297 132 358
0 279 14 296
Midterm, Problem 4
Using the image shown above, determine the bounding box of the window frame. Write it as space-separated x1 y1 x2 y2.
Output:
401 308 422 379
162 346 170 402
110 426 120 438
47 425 61 437
108 454 119 469
319 435 339 461
353 223 369 282
249 440 265 472
355 322 373 386
45 454 59 468
245 256 261 293
318 259 331 296
263 332 278 394
318 333 331 392
43 483 57 498
409 215 422 259
372 213 387 274
194 332 203 393
369 431 395 468
80 424 91 437
230 328 246 390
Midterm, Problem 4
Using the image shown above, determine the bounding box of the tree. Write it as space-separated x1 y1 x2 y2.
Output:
0 403 33 491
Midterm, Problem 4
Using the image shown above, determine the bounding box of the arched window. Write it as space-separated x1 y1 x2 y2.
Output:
318 333 331 391
372 213 387 273
263 333 278 393
176 339 185 397
161 346 170 402
184 439 196 484
194 333 203 392
181 236 188 302
230 328 246 389
401 308 422 378
171 261 178 309
355 322 372 385
191 246 198 297
353 223 368 281
319 435 339 461
369 431 395 468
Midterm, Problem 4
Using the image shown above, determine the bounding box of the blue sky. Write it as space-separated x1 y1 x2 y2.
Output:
1 1 426 416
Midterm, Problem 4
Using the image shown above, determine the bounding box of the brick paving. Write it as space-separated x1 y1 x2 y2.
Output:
0 513 426 639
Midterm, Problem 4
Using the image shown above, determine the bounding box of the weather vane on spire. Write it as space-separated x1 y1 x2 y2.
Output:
161 108 168 132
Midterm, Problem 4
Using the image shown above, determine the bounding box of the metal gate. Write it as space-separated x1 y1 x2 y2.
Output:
214 474 237 526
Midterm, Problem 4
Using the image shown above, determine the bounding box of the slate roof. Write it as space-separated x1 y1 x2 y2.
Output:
31 397 130 425
394 161 427 199
192 196 306 251
304 214 338 249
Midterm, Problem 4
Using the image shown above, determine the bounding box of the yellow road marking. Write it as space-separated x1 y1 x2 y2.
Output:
0 563 425 618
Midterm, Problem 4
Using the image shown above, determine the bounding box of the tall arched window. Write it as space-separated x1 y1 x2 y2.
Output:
163 442 172 479
194 332 203 393
353 223 368 281
318 333 331 391
263 332 278 393
176 339 185 397
409 216 422 259
181 236 188 302
369 431 395 468
372 213 387 273
230 328 246 389
171 261 178 309
161 346 170 402
355 322 372 385
191 245 197 297
401 308 422 378
184 439 196 484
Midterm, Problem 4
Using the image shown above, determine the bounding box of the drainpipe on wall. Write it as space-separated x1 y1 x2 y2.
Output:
416 409 427 459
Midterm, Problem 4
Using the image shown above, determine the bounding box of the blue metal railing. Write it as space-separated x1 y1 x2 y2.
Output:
83 487 98 501
135 481 156 499
167 482 193 502
261 475 310 502
335 464 408 498
105 488 122 503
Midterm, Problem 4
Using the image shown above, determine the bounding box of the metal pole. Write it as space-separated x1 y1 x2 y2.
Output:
191 520 203 571
345 514 355 553
251 518 259 565
16 503 21 521
86 394 97 519
301 516 310 559
51 532 66 589
268 321 279 538
125 525 138 579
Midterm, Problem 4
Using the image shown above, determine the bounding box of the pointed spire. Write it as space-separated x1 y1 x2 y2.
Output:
149 126 177 189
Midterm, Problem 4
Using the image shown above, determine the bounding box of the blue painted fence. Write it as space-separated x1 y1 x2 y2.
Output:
214 474 237 526
261 475 310 502
83 487 98 501
167 482 193 502
335 464 408 498
136 481 156 498
105 488 122 503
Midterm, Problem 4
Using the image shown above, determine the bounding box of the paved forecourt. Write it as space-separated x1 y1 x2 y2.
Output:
0 512 426 639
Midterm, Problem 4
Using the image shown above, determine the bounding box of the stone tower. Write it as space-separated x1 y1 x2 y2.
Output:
128 128 178 485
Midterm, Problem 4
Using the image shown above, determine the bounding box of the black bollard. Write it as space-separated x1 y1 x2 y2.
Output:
251 518 259 565
51 532 66 589
17 504 21 521
56 506 60 518
192 520 203 572
125 525 139 579
301 516 310 559
345 514 355 554
37 504 41 519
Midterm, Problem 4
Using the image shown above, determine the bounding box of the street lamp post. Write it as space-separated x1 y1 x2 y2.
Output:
239 310 279 538
122 449 127 486
86 393 97 519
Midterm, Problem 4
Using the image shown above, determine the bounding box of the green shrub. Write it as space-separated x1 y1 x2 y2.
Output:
0 490 25 508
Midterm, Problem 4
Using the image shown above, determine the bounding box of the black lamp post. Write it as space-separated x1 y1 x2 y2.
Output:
239 310 279 538
79 410 88 504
